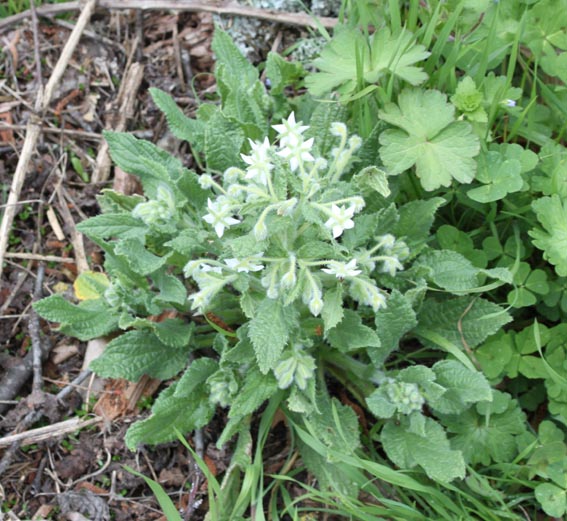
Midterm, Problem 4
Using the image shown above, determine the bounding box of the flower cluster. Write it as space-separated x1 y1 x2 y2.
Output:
384 380 425 415
184 113 409 317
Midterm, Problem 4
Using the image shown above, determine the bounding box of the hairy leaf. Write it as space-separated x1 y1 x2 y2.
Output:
382 416 466 482
76 213 147 240
372 290 417 365
327 309 380 352
249 299 297 373
429 360 492 414
90 330 189 381
416 297 512 350
149 88 205 147
33 296 119 341
125 359 217 448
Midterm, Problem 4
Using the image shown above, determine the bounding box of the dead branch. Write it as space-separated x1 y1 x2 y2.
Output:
0 416 102 449
30 263 45 393
0 0 338 33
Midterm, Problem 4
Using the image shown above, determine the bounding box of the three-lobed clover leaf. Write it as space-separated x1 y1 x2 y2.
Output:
379 89 480 191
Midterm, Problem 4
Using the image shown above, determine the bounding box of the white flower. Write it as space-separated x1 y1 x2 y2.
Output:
241 138 274 186
381 256 404 277
272 112 309 147
348 135 362 151
505 99 516 107
321 259 362 279
324 204 356 238
202 197 240 238
200 264 223 274
277 137 315 172
330 121 347 138
224 167 242 184
276 197 298 216
309 294 323 316
253 219 268 240
198 174 214 189
224 253 265 273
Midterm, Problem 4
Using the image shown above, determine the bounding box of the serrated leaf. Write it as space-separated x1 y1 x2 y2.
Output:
73 271 110 301
175 170 209 210
228 367 278 419
379 89 480 191
204 109 245 173
382 416 466 483
429 360 492 414
153 272 187 306
265 51 304 95
248 299 297 373
394 198 444 255
125 359 217 448
97 190 145 213
416 250 481 292
76 213 147 240
149 88 205 147
353 166 391 197
327 309 380 352
372 290 417 365
304 103 348 157
164 229 209 256
366 389 397 419
212 28 258 89
114 238 168 275
90 330 189 381
104 131 181 197
530 195 567 276
416 297 512 350
33 295 119 341
322 284 344 334
153 319 193 348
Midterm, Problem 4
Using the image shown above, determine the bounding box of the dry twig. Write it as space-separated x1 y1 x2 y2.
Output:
29 263 45 393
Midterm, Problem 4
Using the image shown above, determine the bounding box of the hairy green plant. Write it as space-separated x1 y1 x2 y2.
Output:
31 0 567 516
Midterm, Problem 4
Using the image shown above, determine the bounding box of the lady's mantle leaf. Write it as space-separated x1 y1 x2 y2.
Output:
530 195 567 276
382 416 465 483
379 89 480 191
306 27 429 98
440 391 527 466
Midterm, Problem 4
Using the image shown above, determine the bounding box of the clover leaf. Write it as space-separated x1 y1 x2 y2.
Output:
530 194 567 276
379 89 480 191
